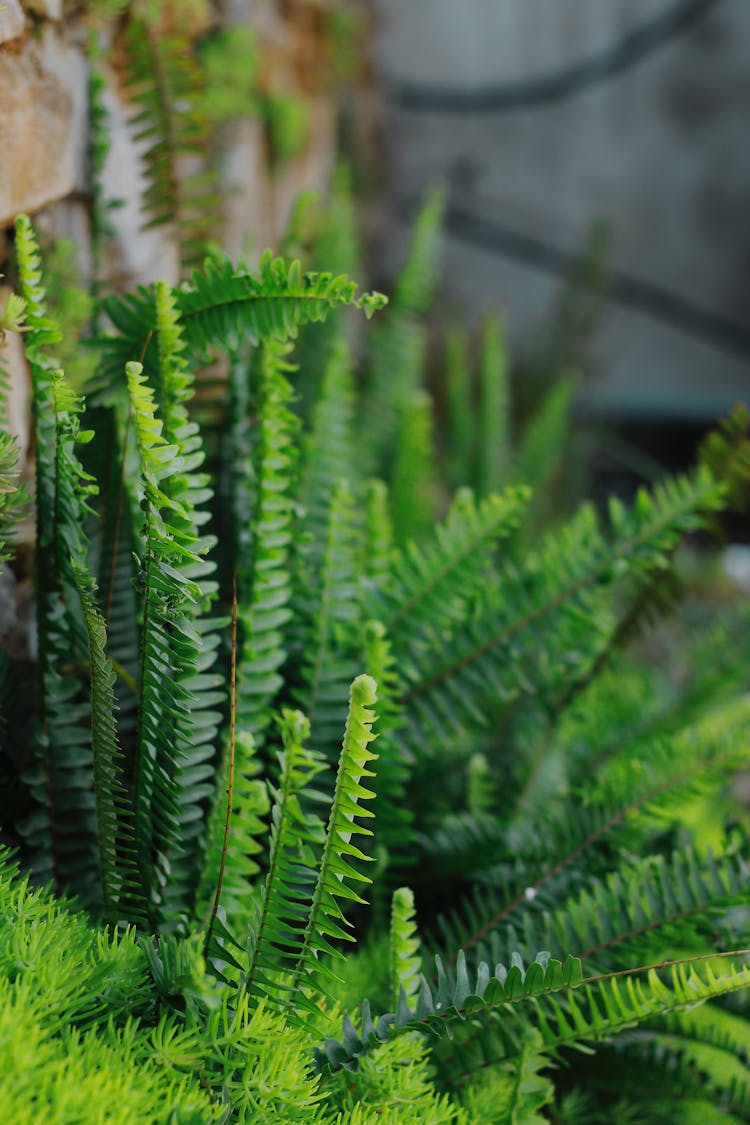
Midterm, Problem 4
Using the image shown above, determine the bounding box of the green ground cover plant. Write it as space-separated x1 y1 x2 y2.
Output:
1 4 750 1120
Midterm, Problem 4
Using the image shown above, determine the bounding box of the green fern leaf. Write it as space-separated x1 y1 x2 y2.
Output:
390 887 423 1008
290 674 378 1008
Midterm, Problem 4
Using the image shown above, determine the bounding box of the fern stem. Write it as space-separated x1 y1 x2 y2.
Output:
204 574 238 957
578 948 750 988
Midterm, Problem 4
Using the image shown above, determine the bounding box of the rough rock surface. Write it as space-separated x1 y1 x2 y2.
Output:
0 41 75 226
0 1 25 44
25 0 63 20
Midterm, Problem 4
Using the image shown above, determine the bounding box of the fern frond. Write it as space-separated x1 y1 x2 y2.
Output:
392 185 446 315
290 674 378 1008
241 710 326 1010
512 378 574 498
371 486 529 654
463 845 750 975
294 479 362 758
14 222 100 897
477 315 511 498
197 731 269 937
71 562 144 925
96 253 386 401
358 187 444 476
319 949 750 1079
399 469 726 762
0 431 27 566
144 282 224 930
434 697 750 958
296 335 357 562
363 619 412 859
390 887 422 1008
125 360 208 925
699 402 750 511
234 338 299 747
122 17 219 273
443 327 474 492
460 1030 554 1124
360 479 394 594
390 390 438 544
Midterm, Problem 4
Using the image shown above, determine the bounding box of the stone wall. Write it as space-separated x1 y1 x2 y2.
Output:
0 0 344 449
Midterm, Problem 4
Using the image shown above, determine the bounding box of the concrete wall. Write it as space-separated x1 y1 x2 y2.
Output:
374 0 750 420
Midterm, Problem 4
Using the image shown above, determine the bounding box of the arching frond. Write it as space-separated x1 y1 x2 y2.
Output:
95 253 386 402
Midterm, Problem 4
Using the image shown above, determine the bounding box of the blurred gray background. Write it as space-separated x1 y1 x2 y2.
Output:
373 0 750 421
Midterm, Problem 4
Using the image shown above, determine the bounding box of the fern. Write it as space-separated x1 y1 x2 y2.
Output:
125 360 208 925
121 15 220 273
477 315 511 498
320 949 750 1078
96 252 386 404
295 479 362 757
362 619 412 860
359 187 444 478
443 327 474 492
71 562 143 925
389 390 438 544
389 887 422 1008
371 485 529 655
145 283 224 930
234 337 299 746
399 469 726 762
241 709 327 1010
290 674 378 1009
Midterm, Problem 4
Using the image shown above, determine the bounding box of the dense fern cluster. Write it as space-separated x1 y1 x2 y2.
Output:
2 13 750 1112
1 188 749 1122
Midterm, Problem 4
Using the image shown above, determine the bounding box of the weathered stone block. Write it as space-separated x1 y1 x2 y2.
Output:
0 42 75 225
25 0 63 20
0 0 25 44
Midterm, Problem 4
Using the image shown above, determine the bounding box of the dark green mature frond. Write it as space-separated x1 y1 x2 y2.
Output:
360 479 394 593
235 338 299 747
460 1030 554 1124
241 710 327 1010
399 469 726 762
295 479 362 758
443 327 474 492
71 562 143 925
121 16 219 273
699 402 750 511
14 218 101 897
96 252 386 401
319 949 750 1079
390 390 438 544
358 187 444 477
0 431 27 566
296 336 357 560
433 697 750 959
147 282 224 930
477 315 511 499
467 845 750 975
125 360 208 926
197 730 269 935
512 377 574 497
371 486 529 654
392 185 446 315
